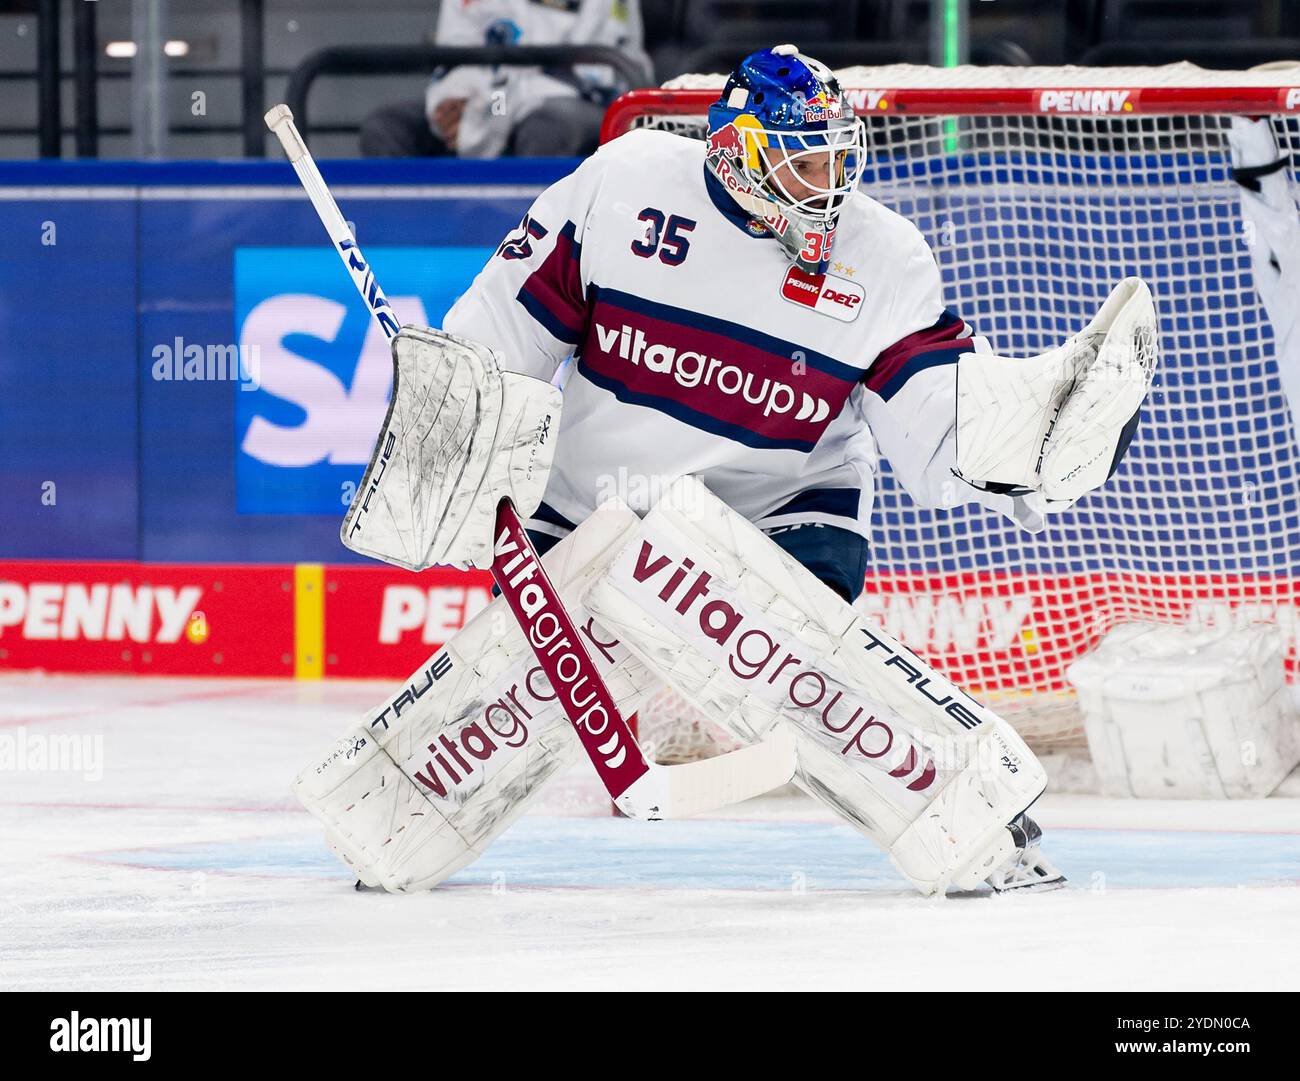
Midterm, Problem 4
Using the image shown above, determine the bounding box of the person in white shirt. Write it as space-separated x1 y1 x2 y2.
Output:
360 0 648 158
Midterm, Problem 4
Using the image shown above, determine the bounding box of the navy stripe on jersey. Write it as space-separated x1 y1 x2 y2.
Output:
876 345 967 401
517 290 580 345
516 220 586 345
863 309 972 402
578 360 821 452
763 486 862 521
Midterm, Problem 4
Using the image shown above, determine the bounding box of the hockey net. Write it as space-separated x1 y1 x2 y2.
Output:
612 63 1300 760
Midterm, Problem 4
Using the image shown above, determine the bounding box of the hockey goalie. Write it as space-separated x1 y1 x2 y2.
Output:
295 46 1159 897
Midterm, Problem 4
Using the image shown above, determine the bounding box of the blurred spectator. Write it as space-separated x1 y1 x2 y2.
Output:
360 0 648 158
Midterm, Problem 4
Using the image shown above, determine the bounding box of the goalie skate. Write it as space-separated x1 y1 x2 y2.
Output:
985 814 1066 894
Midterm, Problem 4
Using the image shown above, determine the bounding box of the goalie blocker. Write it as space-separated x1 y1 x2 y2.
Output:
341 324 561 572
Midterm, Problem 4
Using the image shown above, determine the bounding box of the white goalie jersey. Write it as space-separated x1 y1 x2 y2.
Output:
443 128 1021 543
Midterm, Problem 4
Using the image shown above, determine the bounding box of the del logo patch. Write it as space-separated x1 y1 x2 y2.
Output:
780 266 864 322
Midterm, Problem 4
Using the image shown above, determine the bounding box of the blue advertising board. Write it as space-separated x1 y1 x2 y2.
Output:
0 156 1295 579
0 159 569 563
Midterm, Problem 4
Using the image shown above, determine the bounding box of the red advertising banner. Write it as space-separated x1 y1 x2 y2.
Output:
322 564 494 678
3 561 1294 690
0 561 295 677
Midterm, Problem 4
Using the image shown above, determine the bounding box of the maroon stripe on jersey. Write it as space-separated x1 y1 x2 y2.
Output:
863 309 971 399
580 294 857 452
517 220 587 344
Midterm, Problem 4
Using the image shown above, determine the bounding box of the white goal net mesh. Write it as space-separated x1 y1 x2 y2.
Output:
619 64 1300 759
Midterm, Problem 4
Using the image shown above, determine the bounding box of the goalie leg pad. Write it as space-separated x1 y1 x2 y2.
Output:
296 500 659 891
582 477 1048 896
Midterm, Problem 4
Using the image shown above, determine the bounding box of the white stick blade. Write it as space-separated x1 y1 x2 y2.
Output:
662 728 797 818
616 728 797 820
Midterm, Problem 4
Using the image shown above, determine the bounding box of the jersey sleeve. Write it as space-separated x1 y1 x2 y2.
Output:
856 230 1022 522
441 152 607 381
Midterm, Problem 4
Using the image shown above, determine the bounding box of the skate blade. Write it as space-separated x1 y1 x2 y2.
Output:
987 849 1067 893
989 871 1068 894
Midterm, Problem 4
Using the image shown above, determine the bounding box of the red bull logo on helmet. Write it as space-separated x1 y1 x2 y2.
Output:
706 114 768 170
705 123 745 161
802 89 843 123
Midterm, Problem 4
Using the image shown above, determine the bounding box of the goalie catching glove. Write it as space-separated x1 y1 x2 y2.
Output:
340 325 561 571
956 277 1158 516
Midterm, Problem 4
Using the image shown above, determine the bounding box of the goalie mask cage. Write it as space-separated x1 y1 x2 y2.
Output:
605 64 1300 757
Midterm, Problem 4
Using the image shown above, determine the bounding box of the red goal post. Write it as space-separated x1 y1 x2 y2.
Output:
602 83 1300 143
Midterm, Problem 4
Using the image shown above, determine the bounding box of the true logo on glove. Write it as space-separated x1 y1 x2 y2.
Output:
345 430 395 542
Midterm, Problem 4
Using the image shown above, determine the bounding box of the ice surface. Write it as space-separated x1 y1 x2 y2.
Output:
1 673 1297 991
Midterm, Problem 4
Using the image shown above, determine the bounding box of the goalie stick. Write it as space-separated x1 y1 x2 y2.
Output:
264 104 796 820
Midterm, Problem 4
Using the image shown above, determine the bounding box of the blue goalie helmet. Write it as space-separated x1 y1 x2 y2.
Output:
705 44 865 276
